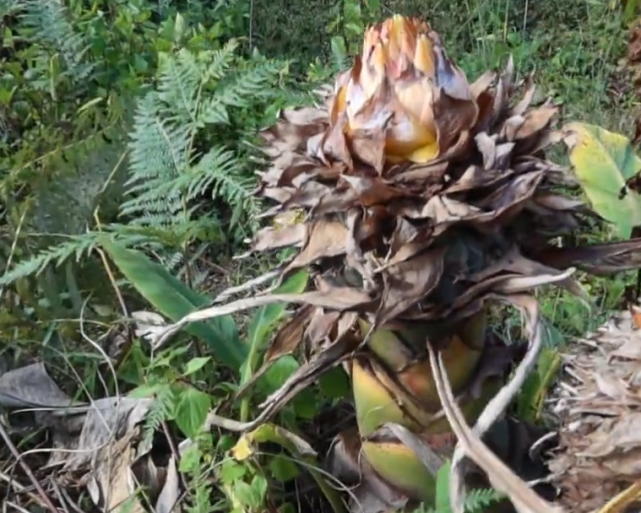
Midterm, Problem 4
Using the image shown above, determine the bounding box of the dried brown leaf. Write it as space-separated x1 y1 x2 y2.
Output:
151 285 375 349
533 238 641 275
342 174 410 207
376 248 445 325
285 219 349 272
250 224 307 253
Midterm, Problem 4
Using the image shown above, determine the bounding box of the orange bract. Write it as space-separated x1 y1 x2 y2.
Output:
330 15 478 163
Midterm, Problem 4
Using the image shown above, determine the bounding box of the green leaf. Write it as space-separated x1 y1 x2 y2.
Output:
239 271 308 422
564 122 641 238
319 366 351 400
183 356 211 376
435 460 452 513
174 385 212 438
269 455 300 482
219 459 247 483
291 387 317 419
233 478 266 509
263 355 300 395
102 241 246 369
178 444 202 473
242 270 309 383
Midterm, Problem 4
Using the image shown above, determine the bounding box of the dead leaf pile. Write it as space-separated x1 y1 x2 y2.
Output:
548 308 641 513
0 363 179 513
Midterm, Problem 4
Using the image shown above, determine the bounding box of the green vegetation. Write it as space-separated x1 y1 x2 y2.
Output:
1 1 641 512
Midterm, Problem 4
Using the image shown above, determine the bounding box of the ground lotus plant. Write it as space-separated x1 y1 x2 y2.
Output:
147 14 641 513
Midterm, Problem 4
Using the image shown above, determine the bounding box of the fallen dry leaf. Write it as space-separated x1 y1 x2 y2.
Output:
548 307 641 512
0 362 180 513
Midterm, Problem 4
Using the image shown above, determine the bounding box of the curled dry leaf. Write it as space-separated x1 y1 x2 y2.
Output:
131 310 168 343
46 396 179 513
0 362 75 411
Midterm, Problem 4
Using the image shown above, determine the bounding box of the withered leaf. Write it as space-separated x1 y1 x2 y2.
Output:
350 127 387 172
433 78 478 151
285 219 348 272
255 329 362 423
446 165 512 194
341 174 409 207
264 305 315 362
376 247 445 326
391 160 449 186
510 75 536 116
305 309 342 346
152 284 377 349
322 115 353 167
0 362 74 410
251 224 306 253
310 185 360 215
514 104 558 141
470 70 496 99
533 238 641 275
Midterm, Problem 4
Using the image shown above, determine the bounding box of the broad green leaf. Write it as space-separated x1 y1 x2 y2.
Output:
291 388 317 419
262 354 300 395
565 122 641 238
219 459 247 483
319 366 351 400
242 270 309 383
174 385 212 438
233 478 266 510
269 455 300 482
239 271 308 422
183 356 211 376
102 241 246 369
435 460 452 512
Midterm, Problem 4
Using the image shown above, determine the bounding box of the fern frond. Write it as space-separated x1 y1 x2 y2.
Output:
15 0 93 80
121 46 277 235
0 233 100 286
141 384 174 449
201 40 239 82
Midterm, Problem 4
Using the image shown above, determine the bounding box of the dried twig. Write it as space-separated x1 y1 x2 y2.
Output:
0 422 58 513
427 337 564 513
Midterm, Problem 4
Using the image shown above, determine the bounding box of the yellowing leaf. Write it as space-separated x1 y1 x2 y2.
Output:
564 122 641 238
231 436 254 461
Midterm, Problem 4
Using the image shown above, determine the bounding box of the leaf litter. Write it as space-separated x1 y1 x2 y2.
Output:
0 361 180 512
548 306 641 513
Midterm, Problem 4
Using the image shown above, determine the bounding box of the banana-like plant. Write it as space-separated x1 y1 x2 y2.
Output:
237 15 641 508
144 15 641 512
